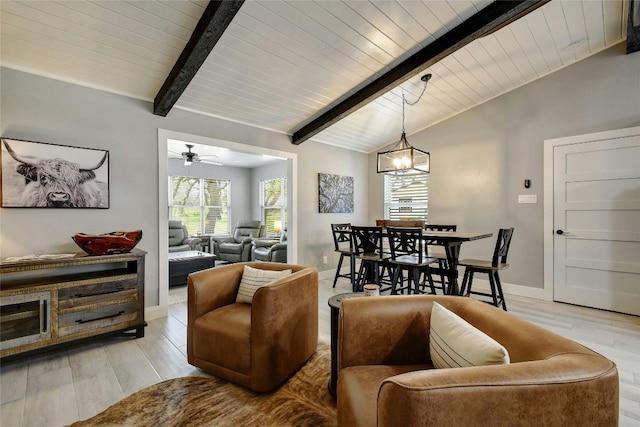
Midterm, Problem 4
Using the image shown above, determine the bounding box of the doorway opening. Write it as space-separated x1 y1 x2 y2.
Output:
157 129 298 315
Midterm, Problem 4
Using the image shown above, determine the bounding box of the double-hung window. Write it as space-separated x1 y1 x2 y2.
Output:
383 174 428 221
169 176 230 235
260 177 287 235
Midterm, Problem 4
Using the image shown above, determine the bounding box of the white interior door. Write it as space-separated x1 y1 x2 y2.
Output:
553 129 640 316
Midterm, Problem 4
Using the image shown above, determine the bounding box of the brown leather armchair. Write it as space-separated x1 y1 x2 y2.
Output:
337 295 618 427
187 262 318 392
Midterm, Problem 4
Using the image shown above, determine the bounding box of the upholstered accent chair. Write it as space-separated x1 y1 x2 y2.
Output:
212 220 265 263
252 225 287 262
187 262 318 392
337 295 618 427
168 220 202 253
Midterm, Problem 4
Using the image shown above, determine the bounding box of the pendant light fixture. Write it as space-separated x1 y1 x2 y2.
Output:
377 74 432 175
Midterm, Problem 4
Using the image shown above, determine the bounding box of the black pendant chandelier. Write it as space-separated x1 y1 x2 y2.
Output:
377 74 432 175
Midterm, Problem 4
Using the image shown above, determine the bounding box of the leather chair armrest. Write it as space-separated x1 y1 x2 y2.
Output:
187 263 244 320
253 239 279 248
211 234 234 243
250 267 319 386
377 353 618 426
184 237 202 251
338 296 432 369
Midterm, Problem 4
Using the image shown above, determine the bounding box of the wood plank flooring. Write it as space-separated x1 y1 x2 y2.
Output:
1 275 639 427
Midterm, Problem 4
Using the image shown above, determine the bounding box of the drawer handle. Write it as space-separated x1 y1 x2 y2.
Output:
74 287 124 298
75 310 125 324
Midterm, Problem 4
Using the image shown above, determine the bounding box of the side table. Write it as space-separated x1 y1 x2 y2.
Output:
328 292 364 398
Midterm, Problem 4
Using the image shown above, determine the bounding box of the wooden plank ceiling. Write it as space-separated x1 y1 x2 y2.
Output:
0 0 628 154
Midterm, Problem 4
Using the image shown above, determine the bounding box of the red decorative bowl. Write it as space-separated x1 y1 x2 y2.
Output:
72 230 142 255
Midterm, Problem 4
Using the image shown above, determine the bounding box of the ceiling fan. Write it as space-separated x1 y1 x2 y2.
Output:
169 144 222 166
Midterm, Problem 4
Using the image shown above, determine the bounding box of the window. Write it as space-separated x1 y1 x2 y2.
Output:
260 177 287 235
170 176 230 235
383 174 428 221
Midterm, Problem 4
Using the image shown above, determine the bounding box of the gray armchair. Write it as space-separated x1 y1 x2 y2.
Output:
212 220 265 263
252 225 287 262
168 220 202 253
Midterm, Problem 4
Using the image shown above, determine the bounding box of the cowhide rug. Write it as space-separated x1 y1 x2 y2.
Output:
69 343 336 427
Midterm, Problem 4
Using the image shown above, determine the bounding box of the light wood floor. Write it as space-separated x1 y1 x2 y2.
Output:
2 275 639 427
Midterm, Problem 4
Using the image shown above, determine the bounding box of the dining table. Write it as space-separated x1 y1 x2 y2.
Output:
417 230 493 295
351 227 493 295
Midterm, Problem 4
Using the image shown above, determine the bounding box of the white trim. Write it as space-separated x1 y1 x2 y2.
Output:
543 126 640 304
156 129 298 315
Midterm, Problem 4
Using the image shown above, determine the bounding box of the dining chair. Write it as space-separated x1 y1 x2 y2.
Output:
386 227 438 295
458 227 514 311
351 226 392 292
330 223 358 290
424 224 457 292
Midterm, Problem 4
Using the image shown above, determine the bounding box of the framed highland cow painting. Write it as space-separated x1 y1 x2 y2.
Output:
1 138 109 208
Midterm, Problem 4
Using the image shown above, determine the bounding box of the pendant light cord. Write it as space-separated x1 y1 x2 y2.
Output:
401 74 431 133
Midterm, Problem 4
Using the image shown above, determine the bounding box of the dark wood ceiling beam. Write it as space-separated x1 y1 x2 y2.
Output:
627 0 640 54
291 0 549 145
153 0 244 117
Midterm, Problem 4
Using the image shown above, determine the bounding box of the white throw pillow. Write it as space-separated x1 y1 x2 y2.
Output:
235 265 292 304
429 302 510 369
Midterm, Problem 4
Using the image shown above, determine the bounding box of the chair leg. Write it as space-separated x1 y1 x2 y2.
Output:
350 255 357 289
355 262 366 292
487 272 499 308
424 268 437 295
391 266 401 295
460 268 472 296
333 253 345 288
493 272 507 311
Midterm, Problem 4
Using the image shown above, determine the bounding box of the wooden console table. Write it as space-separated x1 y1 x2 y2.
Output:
0 249 146 359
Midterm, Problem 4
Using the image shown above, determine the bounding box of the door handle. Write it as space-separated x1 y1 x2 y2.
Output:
556 229 564 235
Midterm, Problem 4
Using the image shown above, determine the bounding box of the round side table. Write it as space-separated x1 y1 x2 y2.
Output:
327 292 363 398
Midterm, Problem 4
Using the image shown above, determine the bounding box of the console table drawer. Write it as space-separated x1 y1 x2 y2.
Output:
58 301 139 337
58 276 137 310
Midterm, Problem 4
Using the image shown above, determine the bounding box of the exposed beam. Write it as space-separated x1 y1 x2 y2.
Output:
291 0 549 145
154 0 244 117
628 0 640 54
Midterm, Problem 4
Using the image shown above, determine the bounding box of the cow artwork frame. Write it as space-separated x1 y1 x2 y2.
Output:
1 138 109 208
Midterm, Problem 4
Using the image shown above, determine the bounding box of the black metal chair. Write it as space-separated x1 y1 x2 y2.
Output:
387 227 438 295
351 226 392 293
424 224 457 292
331 223 358 290
458 228 514 311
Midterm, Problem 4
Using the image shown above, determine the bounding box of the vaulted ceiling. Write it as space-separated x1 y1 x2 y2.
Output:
0 0 629 154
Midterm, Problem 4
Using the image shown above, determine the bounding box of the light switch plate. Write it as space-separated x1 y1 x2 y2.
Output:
518 194 537 204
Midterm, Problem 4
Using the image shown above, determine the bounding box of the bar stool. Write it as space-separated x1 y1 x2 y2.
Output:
458 227 514 311
351 226 392 293
331 223 358 289
424 224 457 292
387 227 438 295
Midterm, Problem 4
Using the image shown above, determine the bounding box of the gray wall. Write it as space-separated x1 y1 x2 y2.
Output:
2 42 637 307
0 67 369 308
369 42 640 289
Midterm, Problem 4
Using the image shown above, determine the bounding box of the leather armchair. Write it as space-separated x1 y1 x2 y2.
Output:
168 220 202 253
252 225 287 262
337 295 618 427
212 220 265 262
187 262 318 392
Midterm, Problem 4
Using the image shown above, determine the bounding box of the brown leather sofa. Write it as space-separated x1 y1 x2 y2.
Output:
337 295 618 427
187 262 318 392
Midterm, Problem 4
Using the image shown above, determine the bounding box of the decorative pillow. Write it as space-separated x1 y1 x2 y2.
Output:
429 302 510 369
235 265 292 304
